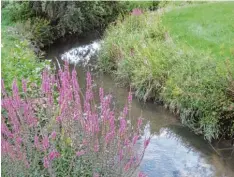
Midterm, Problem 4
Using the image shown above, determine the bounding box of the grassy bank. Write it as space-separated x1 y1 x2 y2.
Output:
163 2 234 60
1 15 49 91
98 3 234 141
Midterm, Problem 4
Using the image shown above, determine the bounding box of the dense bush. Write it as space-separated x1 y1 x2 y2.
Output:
98 11 234 141
2 1 160 48
1 1 33 23
16 17 55 48
120 1 159 12
1 64 150 177
2 1 131 47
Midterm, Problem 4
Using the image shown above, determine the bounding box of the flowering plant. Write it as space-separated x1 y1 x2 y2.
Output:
1 63 150 176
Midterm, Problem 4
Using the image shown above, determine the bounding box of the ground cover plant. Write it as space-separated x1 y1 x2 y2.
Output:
1 63 150 177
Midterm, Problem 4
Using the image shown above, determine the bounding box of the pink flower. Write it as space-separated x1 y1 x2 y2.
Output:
119 149 123 161
34 135 40 150
42 136 49 151
105 131 114 145
43 156 49 168
138 172 148 177
22 79 27 93
131 8 143 16
1 121 13 138
132 134 139 145
12 79 20 108
56 116 62 122
123 106 128 117
48 150 60 161
15 136 23 146
128 91 132 104
50 131 56 140
94 139 99 152
124 161 131 171
137 118 143 129
144 137 150 149
119 118 127 135
76 150 85 157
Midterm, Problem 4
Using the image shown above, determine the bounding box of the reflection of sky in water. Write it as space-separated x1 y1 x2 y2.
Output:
61 41 101 65
138 124 214 177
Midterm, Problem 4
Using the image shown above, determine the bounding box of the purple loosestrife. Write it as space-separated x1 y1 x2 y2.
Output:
42 136 50 151
48 150 60 161
131 8 143 16
1 63 150 176
50 131 57 140
22 79 27 93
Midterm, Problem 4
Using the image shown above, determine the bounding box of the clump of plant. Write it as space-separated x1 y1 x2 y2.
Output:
1 1 33 24
1 63 150 177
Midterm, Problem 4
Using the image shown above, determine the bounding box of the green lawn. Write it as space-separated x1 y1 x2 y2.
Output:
162 2 234 61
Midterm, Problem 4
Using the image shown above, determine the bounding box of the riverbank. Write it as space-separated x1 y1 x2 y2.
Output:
98 2 234 141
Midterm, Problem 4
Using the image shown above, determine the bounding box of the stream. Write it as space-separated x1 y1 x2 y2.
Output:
46 31 234 177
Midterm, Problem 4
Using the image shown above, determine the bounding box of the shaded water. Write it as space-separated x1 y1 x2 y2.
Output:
46 32 234 177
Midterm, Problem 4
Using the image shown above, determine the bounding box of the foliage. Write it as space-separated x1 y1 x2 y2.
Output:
1 1 32 23
1 22 49 92
120 1 159 12
2 1 129 48
16 17 55 48
1 64 150 177
98 10 234 141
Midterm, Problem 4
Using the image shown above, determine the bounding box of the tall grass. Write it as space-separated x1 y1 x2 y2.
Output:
98 11 234 141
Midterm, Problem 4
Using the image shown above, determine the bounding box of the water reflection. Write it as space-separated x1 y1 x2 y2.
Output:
61 41 101 65
139 126 214 177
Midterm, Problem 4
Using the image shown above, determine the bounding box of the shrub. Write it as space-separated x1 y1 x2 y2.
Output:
2 1 127 47
16 17 55 48
1 1 32 23
98 11 234 140
1 63 150 177
120 1 159 12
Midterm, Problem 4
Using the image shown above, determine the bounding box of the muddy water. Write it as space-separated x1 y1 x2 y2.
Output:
46 32 234 177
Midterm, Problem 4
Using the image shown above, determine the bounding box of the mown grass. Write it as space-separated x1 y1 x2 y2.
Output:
98 5 234 141
162 2 234 60
1 12 49 91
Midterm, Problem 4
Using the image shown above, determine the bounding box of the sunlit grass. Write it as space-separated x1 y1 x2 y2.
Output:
162 2 234 61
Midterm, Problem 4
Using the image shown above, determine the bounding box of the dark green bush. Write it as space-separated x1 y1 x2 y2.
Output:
2 1 128 47
2 1 160 48
16 17 55 48
1 1 32 23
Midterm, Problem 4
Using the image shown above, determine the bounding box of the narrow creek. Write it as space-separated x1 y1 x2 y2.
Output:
45 32 234 177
